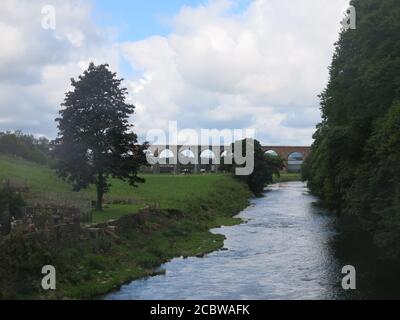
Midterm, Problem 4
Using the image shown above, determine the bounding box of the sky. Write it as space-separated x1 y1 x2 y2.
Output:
0 0 350 145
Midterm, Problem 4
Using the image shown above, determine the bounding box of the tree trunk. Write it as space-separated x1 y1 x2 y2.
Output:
96 173 104 211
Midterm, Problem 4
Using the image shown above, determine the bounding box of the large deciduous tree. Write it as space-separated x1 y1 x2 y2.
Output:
303 0 400 259
54 63 148 211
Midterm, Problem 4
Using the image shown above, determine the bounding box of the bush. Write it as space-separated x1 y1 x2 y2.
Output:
225 139 284 196
0 187 26 234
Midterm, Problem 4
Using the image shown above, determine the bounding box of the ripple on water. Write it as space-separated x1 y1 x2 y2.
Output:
106 181 344 300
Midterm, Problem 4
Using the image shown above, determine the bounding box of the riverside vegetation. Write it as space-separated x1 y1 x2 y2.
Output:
303 0 400 261
0 63 282 299
0 153 252 299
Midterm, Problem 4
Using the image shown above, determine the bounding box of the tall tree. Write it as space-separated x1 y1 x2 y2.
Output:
54 63 148 211
304 0 400 259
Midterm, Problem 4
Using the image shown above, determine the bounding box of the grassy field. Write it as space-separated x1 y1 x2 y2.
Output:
0 154 301 224
273 172 302 183
0 154 232 223
0 154 252 299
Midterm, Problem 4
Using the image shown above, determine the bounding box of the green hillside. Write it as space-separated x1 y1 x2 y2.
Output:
1 153 252 299
0 154 232 223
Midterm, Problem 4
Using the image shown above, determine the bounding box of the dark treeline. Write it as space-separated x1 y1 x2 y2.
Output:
0 131 51 165
303 0 400 260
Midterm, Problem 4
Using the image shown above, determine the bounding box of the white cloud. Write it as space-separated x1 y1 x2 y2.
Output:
122 0 350 145
0 0 350 145
0 0 119 137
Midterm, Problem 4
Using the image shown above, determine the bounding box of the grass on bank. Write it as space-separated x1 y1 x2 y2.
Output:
0 154 252 299
91 204 143 224
273 172 302 183
0 154 232 223
60 175 251 299
0 154 302 225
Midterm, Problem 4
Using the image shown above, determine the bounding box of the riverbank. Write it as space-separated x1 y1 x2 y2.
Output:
68 176 251 300
0 159 252 299
106 182 344 300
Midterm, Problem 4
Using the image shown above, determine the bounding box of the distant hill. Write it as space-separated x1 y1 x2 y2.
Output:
0 131 51 165
0 154 74 194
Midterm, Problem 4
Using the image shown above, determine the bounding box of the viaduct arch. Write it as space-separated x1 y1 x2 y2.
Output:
261 146 310 173
144 145 311 174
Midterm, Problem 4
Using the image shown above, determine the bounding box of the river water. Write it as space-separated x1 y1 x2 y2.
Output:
105 182 355 300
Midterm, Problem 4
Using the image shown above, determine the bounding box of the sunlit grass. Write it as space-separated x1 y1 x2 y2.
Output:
0 153 252 299
273 172 302 183
92 204 143 224
0 154 232 222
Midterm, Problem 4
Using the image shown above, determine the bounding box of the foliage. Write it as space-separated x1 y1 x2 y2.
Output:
0 173 251 299
0 186 26 223
0 131 50 165
53 63 148 211
225 139 284 196
304 0 400 259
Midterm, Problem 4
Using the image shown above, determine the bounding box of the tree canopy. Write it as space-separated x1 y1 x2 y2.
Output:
225 139 284 196
303 0 400 259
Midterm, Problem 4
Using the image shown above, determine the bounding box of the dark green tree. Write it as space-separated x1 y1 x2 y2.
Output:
53 63 148 211
227 139 284 196
304 0 400 258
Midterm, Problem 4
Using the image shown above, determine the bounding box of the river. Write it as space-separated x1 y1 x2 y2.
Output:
107 181 396 300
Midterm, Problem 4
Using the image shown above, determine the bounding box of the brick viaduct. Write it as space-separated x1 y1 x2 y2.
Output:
261 146 311 161
144 145 311 174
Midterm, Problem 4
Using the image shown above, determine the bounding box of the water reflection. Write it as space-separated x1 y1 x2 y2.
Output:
106 182 347 300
